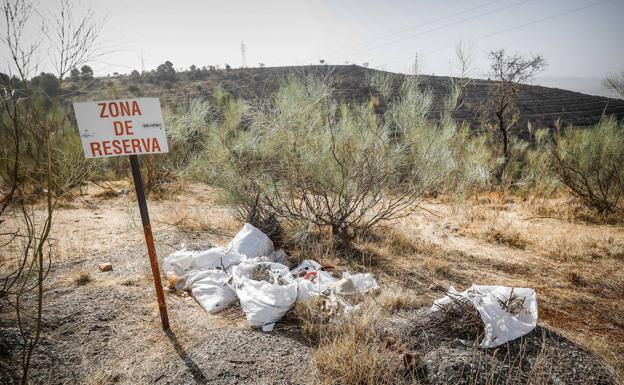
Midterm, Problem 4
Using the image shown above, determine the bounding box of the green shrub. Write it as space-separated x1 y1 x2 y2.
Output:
516 127 561 196
552 118 624 214
191 74 491 245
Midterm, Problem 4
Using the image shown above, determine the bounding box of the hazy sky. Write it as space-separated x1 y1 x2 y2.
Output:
3 0 623 96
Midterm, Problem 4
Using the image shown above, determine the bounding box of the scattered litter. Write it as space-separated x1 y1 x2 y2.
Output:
334 272 378 295
432 285 537 348
98 262 113 272
290 259 322 277
162 223 380 330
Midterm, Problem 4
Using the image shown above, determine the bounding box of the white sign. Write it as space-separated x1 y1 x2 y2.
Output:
73 98 169 158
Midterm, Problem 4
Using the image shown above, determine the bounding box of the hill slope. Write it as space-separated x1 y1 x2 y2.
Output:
111 65 624 130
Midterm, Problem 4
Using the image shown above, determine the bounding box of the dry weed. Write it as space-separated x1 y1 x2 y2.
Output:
482 225 528 249
72 271 92 286
567 272 588 287
158 207 236 237
546 235 624 261
298 298 405 385
313 332 403 385
422 258 453 278
376 288 423 312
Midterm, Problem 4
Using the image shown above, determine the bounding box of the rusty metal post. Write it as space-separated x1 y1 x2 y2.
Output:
129 155 170 330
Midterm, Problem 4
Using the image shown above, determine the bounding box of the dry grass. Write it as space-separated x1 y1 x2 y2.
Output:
293 298 406 385
5 183 623 383
482 224 528 249
376 287 423 312
545 235 624 261
529 197 624 225
313 332 403 385
72 270 92 286
159 209 232 234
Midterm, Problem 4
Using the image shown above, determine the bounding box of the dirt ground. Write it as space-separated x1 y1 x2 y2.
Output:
1 182 623 384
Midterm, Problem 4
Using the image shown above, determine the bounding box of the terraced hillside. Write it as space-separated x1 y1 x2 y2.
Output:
112 65 624 130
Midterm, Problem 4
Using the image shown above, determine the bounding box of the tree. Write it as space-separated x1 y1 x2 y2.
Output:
603 72 624 98
188 64 203 80
31 72 60 97
129 69 141 83
155 60 176 82
69 67 80 81
0 1 102 383
80 64 94 80
487 49 546 184
225 63 232 71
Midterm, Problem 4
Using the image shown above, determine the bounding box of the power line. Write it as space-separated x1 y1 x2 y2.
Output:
377 0 614 70
309 0 504 62
325 0 534 63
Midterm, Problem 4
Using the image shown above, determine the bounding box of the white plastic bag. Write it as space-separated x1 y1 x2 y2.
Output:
297 270 337 301
175 269 237 314
192 247 244 271
254 249 288 265
432 285 538 348
227 223 273 260
232 261 297 331
162 249 199 276
333 272 379 295
290 259 322 277
163 246 244 275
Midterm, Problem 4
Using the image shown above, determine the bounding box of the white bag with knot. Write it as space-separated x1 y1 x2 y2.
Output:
175 269 237 314
232 261 297 331
227 223 274 260
432 285 538 348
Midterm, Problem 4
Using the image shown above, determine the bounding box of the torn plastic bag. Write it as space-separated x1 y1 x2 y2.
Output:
290 259 322 277
432 285 538 348
297 270 337 301
227 223 273 260
333 272 379 295
232 261 297 331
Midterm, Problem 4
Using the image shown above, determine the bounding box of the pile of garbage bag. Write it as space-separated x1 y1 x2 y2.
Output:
164 223 538 343
163 223 379 331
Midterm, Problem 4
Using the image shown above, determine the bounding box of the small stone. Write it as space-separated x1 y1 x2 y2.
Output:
98 262 113 272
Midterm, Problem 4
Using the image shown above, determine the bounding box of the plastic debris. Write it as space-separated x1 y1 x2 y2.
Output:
290 259 322 277
162 223 380 330
297 269 337 301
227 223 273 261
176 269 236 313
432 285 538 348
232 261 297 331
334 272 379 295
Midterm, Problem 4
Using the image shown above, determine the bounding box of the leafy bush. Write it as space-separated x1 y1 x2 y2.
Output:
514 127 560 196
552 118 624 214
192 74 491 245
